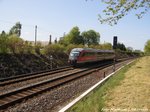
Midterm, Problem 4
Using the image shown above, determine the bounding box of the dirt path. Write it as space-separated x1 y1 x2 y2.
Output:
105 56 150 112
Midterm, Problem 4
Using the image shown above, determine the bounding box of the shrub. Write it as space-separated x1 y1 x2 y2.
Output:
44 44 65 55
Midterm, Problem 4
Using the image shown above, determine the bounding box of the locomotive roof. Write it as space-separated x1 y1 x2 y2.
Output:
71 48 114 53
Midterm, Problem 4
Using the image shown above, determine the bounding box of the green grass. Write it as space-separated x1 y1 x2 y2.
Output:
67 61 136 112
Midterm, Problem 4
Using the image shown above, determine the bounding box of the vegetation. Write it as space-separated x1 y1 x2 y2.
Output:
60 26 84 45
0 23 110 55
59 26 100 46
9 22 22 37
8 34 24 54
81 30 100 46
0 31 9 53
68 60 136 112
116 42 126 51
44 44 65 55
144 40 150 55
99 0 150 25
0 22 144 56
104 57 150 111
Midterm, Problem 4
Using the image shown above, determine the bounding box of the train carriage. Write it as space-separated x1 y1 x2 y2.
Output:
68 48 115 66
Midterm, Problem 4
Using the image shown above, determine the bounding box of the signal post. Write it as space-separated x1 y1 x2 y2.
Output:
113 36 117 71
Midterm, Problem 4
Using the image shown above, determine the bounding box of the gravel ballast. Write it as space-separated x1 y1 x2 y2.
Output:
1 60 132 112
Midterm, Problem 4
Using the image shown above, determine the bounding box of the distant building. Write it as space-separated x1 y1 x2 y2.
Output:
27 41 49 46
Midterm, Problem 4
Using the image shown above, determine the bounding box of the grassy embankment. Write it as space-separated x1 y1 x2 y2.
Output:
68 56 150 112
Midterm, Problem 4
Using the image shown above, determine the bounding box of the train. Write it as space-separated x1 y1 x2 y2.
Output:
68 48 140 66
68 48 115 66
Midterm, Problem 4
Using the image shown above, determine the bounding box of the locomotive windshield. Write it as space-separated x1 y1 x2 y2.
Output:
69 51 80 61
70 52 79 57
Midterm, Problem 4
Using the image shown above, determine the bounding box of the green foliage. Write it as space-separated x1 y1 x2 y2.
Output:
81 30 100 46
134 49 143 56
101 42 112 49
117 42 126 51
62 26 84 45
144 40 150 55
8 34 24 53
9 22 22 37
99 0 150 25
44 44 65 55
89 42 112 50
58 37 66 45
0 22 35 54
126 47 133 52
0 31 9 53
59 27 100 46
35 42 42 55
23 41 34 54
0 22 130 55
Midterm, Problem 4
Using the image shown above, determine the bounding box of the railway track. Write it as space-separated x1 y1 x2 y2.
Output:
0 62 113 110
0 66 73 86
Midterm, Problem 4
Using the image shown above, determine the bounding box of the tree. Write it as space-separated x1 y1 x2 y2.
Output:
62 26 84 45
9 22 22 37
0 31 9 53
99 0 150 25
117 42 126 51
1 31 6 37
144 40 150 54
126 47 133 52
81 30 100 46
59 27 100 46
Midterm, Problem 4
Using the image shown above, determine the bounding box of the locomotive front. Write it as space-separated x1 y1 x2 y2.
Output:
68 48 82 65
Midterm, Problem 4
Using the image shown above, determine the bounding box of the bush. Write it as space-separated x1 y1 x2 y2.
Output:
65 44 84 54
8 34 24 54
44 44 65 55
23 41 34 54
0 32 9 53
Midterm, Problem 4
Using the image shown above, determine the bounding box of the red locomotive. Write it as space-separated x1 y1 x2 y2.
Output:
68 48 115 66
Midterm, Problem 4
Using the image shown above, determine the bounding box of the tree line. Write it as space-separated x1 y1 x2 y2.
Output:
0 22 147 55
0 23 112 55
59 26 100 46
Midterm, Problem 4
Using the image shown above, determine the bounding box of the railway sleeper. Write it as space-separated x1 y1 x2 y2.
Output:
0 99 8 105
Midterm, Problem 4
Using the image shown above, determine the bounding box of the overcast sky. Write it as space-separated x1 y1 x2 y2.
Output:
0 0 150 51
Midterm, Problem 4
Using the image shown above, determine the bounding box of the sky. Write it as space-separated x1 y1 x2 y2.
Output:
0 0 150 51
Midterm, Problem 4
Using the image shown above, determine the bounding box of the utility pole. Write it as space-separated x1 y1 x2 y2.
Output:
35 25 37 46
49 35 52 44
